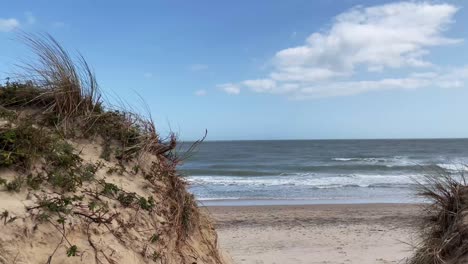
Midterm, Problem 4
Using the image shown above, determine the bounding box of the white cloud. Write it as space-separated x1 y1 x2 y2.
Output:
189 64 208 71
218 83 241 95
243 79 276 93
195 89 207 96
0 18 20 32
218 2 464 99
295 67 468 99
274 2 459 75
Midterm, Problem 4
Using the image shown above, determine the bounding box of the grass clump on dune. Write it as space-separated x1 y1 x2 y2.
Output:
0 33 225 264
0 33 176 162
18 33 102 120
409 170 468 264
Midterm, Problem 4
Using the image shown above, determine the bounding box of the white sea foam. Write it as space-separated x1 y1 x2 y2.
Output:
186 173 421 188
436 163 468 171
331 156 414 166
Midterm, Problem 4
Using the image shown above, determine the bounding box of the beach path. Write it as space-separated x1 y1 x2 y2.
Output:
206 203 421 264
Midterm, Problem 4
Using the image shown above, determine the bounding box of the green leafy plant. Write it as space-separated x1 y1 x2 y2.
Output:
138 196 155 211
131 165 140 175
66 245 78 257
117 192 136 207
101 181 120 196
26 173 44 190
149 233 160 244
47 141 81 168
48 171 81 192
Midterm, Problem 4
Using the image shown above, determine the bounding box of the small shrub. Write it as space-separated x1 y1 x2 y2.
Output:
48 171 81 192
0 107 17 122
26 173 44 190
149 233 160 244
66 245 78 257
36 212 50 222
80 163 99 181
101 181 120 196
117 192 136 207
38 195 82 214
132 165 140 175
47 141 81 168
0 81 46 107
138 196 155 211
0 120 52 168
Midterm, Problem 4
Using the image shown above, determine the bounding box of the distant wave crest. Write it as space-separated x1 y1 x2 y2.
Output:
186 173 421 189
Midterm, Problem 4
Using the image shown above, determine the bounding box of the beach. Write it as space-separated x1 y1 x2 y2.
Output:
205 203 422 264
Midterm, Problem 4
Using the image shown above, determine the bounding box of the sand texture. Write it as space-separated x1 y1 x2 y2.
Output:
0 139 229 264
207 203 422 264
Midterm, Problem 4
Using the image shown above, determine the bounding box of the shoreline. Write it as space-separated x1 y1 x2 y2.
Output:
206 203 422 264
197 198 424 206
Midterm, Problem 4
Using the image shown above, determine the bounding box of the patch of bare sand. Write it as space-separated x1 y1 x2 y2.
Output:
205 203 422 264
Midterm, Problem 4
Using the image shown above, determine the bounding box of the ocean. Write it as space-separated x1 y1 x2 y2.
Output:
179 139 468 205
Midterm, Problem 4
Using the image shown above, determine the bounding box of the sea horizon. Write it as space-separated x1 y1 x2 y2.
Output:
183 137 468 143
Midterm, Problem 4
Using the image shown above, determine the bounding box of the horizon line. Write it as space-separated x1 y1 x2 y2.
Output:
179 137 468 142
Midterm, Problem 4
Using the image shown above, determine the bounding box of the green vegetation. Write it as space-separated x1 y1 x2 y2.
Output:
0 119 51 168
0 80 45 108
66 245 78 257
149 233 160 243
0 33 218 263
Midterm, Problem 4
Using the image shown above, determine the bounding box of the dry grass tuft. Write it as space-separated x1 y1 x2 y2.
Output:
409 169 468 264
16 33 102 126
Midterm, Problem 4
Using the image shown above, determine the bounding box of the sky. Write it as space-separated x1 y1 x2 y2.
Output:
1 0 468 141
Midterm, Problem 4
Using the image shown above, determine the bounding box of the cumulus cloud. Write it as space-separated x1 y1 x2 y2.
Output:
195 89 207 96
219 2 464 99
218 83 241 95
295 66 468 99
0 18 20 32
243 79 276 93
274 2 459 75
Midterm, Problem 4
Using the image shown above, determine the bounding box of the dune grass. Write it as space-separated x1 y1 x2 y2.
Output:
0 33 224 263
409 170 468 264
0 32 203 240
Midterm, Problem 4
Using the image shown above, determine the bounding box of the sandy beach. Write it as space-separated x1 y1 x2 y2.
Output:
204 203 422 264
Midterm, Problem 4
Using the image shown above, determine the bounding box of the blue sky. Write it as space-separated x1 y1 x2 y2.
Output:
1 1 468 140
